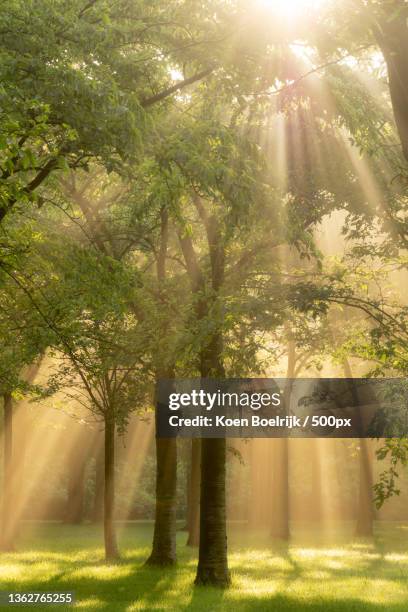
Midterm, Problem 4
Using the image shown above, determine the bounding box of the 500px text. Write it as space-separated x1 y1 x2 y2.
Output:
169 415 352 429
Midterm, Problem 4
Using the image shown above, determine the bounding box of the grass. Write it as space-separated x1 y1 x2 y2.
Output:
0 522 407 610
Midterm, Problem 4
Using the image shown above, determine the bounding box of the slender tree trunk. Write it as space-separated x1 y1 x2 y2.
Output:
310 439 323 522
64 462 86 524
1 393 14 551
248 440 271 528
342 361 374 537
271 439 290 539
271 336 293 539
64 433 88 524
104 416 119 560
179 439 190 531
355 439 374 537
92 442 104 523
146 391 177 566
186 438 200 546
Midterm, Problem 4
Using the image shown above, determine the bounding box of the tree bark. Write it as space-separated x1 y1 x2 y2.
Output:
64 432 88 524
1 393 14 551
92 442 105 523
194 208 230 587
195 436 230 586
186 438 200 546
146 207 178 566
271 336 294 539
270 438 290 539
64 461 86 524
342 364 374 537
374 3 408 163
146 394 177 566
310 439 323 522
178 203 230 586
248 440 271 528
355 439 374 537
104 416 119 560
195 339 230 587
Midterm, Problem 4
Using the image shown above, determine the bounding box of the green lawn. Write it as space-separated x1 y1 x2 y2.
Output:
0 522 407 610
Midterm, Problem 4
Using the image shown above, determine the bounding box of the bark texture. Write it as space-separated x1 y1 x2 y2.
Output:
64 431 88 524
179 201 230 586
104 416 119 560
374 4 408 163
343 369 374 537
1 393 14 551
147 207 178 566
271 337 294 540
92 442 105 523
355 439 374 537
146 417 177 566
195 437 230 586
195 339 230 586
271 438 290 540
186 438 201 547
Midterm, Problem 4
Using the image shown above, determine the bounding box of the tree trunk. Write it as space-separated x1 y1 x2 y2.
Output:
146 415 177 566
270 438 290 539
104 416 119 560
146 207 179 566
179 205 229 586
375 4 408 163
186 438 200 547
92 442 104 523
195 337 230 587
64 434 88 524
342 364 374 537
310 439 323 522
195 437 230 586
1 393 14 551
64 462 86 524
271 336 294 539
248 440 272 528
355 439 374 537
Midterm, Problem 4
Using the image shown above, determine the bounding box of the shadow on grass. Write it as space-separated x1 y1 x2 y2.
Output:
0 522 406 610
185 594 408 612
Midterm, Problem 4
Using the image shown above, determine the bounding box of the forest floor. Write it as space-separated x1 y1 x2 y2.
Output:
0 522 407 610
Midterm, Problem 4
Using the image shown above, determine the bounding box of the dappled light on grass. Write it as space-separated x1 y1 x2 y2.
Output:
385 553 408 564
75 598 106 609
0 524 407 610
70 565 134 582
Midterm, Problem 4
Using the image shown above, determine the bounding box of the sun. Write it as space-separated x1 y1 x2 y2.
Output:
259 0 325 19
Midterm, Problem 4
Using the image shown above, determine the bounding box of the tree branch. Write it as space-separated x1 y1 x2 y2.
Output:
141 67 214 108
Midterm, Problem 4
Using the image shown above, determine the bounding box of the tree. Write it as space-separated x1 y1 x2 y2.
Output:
186 438 201 546
146 209 178 567
63 424 90 524
0 0 301 224
5 225 154 560
147 95 347 583
0 0 230 222
367 1 408 164
1 392 13 551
